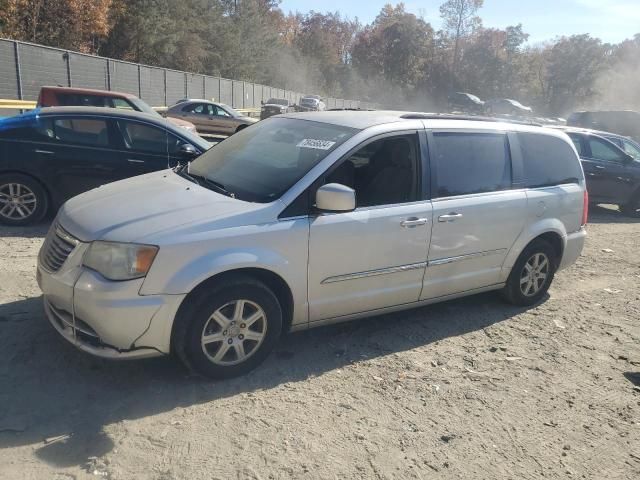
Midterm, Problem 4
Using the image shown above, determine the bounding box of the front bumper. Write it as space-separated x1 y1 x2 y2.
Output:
37 249 185 360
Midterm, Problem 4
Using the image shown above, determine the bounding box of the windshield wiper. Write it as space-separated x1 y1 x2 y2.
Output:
173 163 236 198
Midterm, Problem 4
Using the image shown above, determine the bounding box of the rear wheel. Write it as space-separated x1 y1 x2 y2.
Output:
235 124 248 134
173 275 283 379
502 239 557 306
0 174 48 226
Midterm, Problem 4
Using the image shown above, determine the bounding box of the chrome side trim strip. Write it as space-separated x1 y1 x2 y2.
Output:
428 248 507 266
321 262 428 284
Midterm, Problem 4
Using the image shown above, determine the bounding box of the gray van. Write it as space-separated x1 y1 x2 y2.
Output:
37 112 588 378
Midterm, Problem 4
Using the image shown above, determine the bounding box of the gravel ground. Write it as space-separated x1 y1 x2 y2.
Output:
0 205 638 480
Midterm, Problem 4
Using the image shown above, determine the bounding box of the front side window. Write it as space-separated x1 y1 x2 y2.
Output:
621 139 640 160
57 93 107 108
214 106 231 117
54 118 109 146
432 132 511 197
117 120 183 154
326 135 418 207
588 137 626 163
519 133 582 188
189 117 357 202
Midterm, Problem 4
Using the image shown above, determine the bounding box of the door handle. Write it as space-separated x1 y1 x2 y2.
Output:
34 149 54 155
400 217 428 228
127 158 145 164
594 165 605 170
438 213 463 222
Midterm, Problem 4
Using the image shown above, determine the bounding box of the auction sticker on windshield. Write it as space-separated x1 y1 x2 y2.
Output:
297 139 337 150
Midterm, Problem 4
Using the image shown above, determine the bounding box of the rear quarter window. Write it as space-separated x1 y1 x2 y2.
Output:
518 133 582 188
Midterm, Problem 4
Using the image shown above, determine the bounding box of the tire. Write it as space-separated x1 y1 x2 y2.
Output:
620 193 640 218
502 239 557 306
0 173 49 226
235 124 247 134
173 275 283 379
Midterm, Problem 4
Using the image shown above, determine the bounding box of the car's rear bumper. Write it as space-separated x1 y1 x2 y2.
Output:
559 227 587 271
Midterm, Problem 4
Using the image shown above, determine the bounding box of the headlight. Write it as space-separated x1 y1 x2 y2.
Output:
83 242 158 281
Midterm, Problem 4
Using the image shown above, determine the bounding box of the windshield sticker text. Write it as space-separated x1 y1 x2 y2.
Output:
297 139 336 150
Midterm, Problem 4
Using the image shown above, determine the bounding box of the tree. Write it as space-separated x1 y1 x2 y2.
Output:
439 0 483 74
0 0 114 53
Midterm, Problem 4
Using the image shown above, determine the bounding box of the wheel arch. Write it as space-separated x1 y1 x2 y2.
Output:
502 220 567 281
170 267 295 351
0 169 53 214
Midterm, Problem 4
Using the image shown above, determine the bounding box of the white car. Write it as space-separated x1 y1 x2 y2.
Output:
37 112 588 378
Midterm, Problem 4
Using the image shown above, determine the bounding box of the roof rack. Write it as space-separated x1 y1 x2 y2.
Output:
400 112 542 127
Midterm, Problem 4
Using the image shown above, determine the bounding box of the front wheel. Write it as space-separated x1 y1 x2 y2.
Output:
0 174 49 226
502 239 557 306
173 275 283 379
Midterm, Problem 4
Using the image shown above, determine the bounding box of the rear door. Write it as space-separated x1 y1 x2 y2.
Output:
422 130 527 299
45 116 129 200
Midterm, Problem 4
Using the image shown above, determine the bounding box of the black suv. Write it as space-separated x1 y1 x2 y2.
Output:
564 129 640 216
260 98 295 120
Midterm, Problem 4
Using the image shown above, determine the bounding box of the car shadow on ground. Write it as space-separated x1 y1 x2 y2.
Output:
587 204 640 224
0 291 537 469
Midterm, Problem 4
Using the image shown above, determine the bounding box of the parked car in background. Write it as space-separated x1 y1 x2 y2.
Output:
560 126 640 161
260 98 295 119
36 111 586 378
560 127 640 216
485 98 533 116
447 92 485 113
297 95 326 112
0 107 210 225
165 100 257 135
37 86 197 134
567 110 640 140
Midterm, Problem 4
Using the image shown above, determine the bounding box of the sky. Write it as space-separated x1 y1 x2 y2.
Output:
279 0 640 44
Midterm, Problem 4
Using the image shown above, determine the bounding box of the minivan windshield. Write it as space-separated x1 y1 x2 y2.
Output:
188 118 357 202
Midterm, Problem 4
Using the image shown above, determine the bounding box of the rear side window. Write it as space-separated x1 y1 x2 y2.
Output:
432 133 511 197
54 118 109 146
519 133 582 188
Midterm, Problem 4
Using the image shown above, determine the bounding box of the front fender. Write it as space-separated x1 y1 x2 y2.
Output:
141 247 294 296
500 218 568 282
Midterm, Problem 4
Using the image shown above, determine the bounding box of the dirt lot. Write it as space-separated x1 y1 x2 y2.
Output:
0 205 638 480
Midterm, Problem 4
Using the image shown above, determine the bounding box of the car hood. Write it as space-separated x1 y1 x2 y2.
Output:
165 116 197 132
237 116 258 123
58 170 271 244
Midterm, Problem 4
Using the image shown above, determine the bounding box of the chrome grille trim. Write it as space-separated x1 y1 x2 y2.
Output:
39 223 80 273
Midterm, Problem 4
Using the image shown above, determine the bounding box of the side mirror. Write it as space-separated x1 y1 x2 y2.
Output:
178 143 198 158
261 100 264 106
315 183 356 212
623 153 635 164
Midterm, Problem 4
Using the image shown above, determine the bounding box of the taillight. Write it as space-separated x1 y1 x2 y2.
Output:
582 189 589 226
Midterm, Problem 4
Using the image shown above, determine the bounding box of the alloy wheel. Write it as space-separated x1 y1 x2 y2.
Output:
0 183 37 221
520 252 550 297
201 299 267 366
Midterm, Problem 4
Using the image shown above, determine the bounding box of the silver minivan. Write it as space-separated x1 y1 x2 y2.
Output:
37 112 588 378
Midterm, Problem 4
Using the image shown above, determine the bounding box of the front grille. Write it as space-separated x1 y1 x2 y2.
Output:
40 223 79 273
